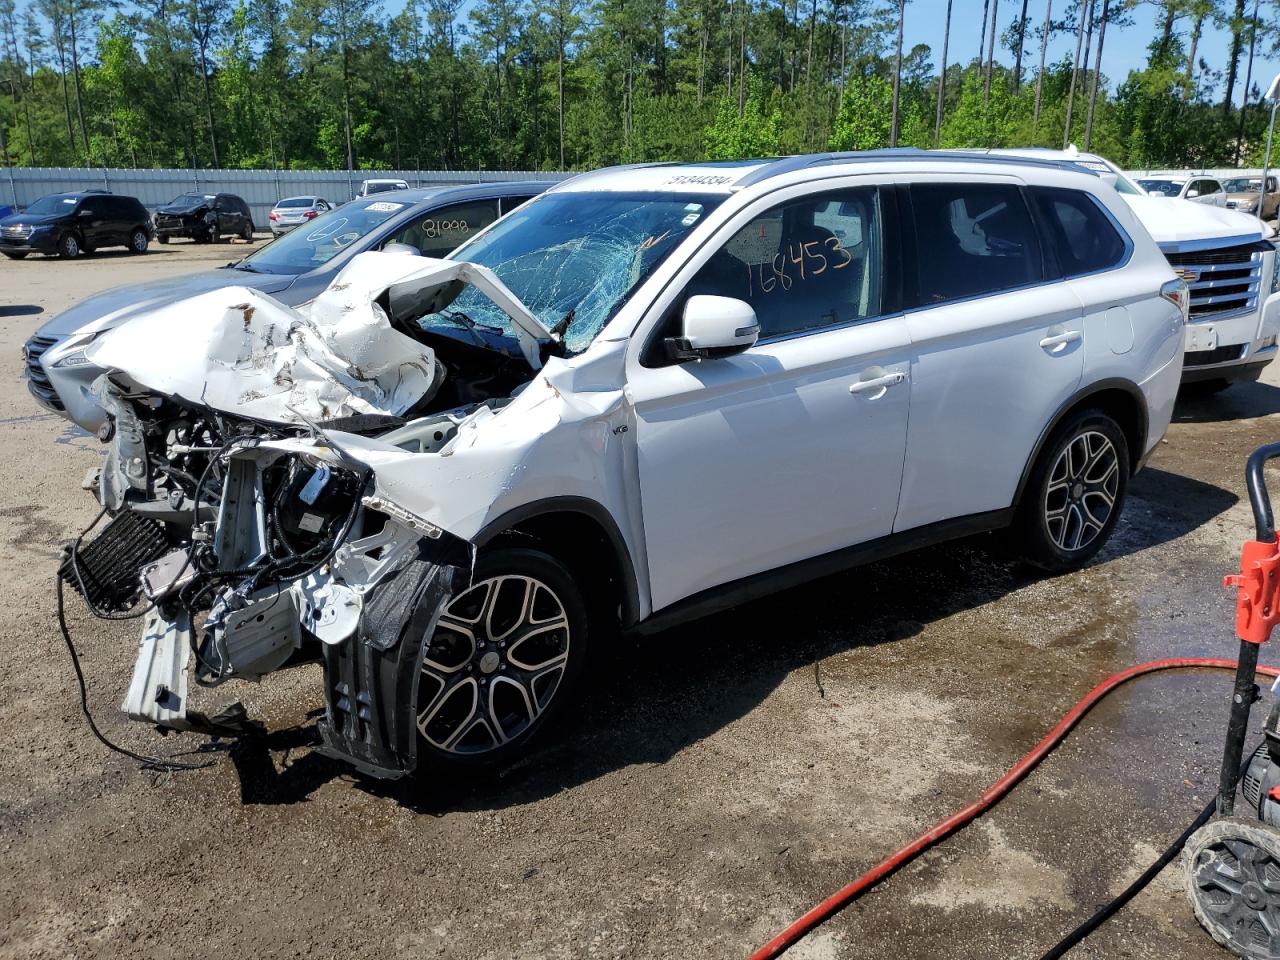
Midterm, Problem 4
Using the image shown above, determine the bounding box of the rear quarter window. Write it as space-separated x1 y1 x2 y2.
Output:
1030 187 1128 277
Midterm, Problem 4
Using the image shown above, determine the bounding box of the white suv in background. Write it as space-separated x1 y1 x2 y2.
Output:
1137 175 1229 206
997 148 1280 390
77 152 1185 777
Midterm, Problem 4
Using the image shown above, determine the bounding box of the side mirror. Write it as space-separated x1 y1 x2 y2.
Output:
78 209 93 217
1187 189 1200 198
1148 190 1165 198
666 295 759 362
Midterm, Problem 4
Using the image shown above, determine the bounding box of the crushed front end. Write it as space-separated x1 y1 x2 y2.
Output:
59 252 567 778
69 389 471 777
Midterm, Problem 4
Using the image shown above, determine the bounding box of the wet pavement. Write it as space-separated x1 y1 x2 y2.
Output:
0 243 1274 958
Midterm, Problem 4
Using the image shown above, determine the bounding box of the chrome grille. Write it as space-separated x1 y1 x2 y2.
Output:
2 224 31 239
1163 241 1271 322
23 334 64 411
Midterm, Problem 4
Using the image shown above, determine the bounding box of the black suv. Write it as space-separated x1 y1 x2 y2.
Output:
0 191 153 259
153 192 255 244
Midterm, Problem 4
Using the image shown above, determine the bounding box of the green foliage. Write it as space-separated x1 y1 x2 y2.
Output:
0 0 1271 171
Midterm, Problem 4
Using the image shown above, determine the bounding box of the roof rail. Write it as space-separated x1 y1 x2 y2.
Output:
735 148 1100 188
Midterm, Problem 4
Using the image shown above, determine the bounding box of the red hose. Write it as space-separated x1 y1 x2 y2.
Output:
748 656 1280 960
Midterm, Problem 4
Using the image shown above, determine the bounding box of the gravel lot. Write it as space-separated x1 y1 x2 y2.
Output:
1 241 1275 959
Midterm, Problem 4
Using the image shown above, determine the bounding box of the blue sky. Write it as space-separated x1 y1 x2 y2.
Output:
906 0 1274 105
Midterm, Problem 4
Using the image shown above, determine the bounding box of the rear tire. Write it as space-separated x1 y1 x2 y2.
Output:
129 228 149 254
240 222 254 242
415 546 588 772
1013 408 1129 573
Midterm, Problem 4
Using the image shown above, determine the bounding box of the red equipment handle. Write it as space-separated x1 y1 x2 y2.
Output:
1225 442 1280 645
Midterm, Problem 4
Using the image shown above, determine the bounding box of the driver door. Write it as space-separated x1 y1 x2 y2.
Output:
628 185 912 612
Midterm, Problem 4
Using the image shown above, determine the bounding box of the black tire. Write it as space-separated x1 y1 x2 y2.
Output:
415 546 588 771
240 222 254 242
1013 408 1129 573
128 228 149 254
157 234 169 244
2 251 27 260
57 231 81 258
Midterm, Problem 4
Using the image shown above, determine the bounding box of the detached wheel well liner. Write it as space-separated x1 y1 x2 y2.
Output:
1013 378 1148 508
476 498 641 630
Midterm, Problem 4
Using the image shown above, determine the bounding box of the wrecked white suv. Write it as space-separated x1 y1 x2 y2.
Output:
66 152 1185 777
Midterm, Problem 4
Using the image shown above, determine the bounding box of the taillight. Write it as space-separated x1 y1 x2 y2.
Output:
303 210 319 219
269 211 278 221
1160 278 1190 323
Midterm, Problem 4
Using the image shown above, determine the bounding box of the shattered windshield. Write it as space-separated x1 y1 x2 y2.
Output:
169 193 213 205
430 190 725 354
236 198 411 274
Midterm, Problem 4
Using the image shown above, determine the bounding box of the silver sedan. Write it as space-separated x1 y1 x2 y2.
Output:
268 196 333 237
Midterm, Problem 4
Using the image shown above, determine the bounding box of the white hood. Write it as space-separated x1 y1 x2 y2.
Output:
84 252 553 426
1120 194 1269 247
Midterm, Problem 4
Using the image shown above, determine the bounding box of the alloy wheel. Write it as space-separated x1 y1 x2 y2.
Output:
1044 429 1119 552
131 230 147 252
418 574 571 756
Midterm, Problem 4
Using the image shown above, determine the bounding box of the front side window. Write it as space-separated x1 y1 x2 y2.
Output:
430 190 726 354
1030 187 1127 277
387 199 499 258
682 188 882 339
910 182 1043 305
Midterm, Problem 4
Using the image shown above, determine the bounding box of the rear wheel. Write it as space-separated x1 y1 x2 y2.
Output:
129 228 149 254
240 222 254 242
415 547 588 770
1014 408 1129 573
1185 818 1280 959
57 232 81 258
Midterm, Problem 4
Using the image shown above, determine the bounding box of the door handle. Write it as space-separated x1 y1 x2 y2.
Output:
1039 330 1082 352
849 371 905 395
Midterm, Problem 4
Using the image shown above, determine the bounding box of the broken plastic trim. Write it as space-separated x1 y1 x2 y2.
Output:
316 530 469 778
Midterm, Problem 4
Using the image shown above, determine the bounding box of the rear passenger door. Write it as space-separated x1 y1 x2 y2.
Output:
893 177 1085 532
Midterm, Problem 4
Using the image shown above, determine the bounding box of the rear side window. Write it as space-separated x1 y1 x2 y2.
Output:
1030 188 1127 277
682 187 883 339
909 182 1043 305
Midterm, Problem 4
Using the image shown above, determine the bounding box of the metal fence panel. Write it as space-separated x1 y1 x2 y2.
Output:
0 167 570 224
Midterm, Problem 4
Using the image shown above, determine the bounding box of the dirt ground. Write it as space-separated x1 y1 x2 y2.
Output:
0 241 1276 959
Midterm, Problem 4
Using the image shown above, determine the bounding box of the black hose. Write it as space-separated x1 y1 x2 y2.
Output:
1246 442 1280 541
56 570 214 773
1037 739 1262 960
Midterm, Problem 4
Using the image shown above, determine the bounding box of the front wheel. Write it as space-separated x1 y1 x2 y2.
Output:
129 228 149 254
2 251 27 260
240 222 254 242
157 234 169 244
1013 408 1129 573
57 232 81 258
415 547 588 770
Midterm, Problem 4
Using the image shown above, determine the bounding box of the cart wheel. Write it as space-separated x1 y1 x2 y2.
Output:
1186 818 1280 958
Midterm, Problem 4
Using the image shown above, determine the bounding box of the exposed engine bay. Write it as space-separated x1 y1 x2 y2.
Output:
60 252 594 778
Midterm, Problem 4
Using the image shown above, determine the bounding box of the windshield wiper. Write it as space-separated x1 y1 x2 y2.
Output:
438 310 495 349
232 261 268 273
